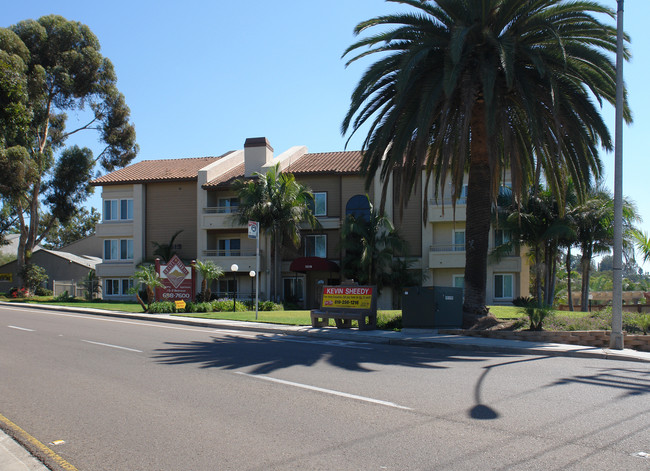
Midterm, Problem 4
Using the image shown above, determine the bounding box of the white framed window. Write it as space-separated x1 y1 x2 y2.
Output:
104 278 133 296
305 234 326 258
455 184 468 204
218 238 241 256
218 279 237 297
494 274 514 299
452 275 465 289
104 199 133 221
453 229 465 252
104 239 133 261
311 192 327 216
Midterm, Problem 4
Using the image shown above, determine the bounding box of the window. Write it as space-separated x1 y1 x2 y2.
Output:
453 230 465 252
283 277 304 303
494 274 514 299
120 199 133 220
310 192 327 216
104 199 133 221
218 197 239 213
345 194 371 221
218 279 237 297
104 239 133 260
218 238 241 256
104 278 133 296
454 185 468 204
453 275 465 289
494 229 511 248
305 235 326 258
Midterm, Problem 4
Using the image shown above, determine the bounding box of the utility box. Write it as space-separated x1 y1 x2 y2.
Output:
401 286 463 328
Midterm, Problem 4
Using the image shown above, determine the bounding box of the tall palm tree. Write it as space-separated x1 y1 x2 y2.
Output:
232 164 319 302
342 0 628 325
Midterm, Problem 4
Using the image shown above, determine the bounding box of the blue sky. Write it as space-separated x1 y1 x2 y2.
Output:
4 1 650 262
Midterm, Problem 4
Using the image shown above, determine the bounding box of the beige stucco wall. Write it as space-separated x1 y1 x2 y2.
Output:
146 181 197 261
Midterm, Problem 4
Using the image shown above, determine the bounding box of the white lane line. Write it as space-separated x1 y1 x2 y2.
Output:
0 307 257 335
236 372 412 410
8 325 35 332
81 340 143 353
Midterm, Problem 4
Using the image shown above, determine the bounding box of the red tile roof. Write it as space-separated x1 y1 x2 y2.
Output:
91 154 231 186
286 151 363 175
202 151 364 188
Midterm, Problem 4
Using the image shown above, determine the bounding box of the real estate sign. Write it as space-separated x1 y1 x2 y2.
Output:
155 255 195 302
321 286 374 309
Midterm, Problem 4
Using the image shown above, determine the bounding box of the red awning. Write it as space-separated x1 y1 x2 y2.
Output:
289 257 339 273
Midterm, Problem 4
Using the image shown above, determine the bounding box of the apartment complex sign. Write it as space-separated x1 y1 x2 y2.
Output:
321 286 374 309
155 255 195 302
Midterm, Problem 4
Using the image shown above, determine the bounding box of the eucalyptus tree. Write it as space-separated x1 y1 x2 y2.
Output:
0 15 138 273
232 164 319 302
342 0 628 325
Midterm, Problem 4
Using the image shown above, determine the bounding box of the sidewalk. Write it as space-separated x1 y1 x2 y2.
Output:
2 301 649 470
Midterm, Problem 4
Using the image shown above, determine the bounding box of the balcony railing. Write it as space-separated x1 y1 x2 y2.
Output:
203 205 239 214
202 249 260 257
430 244 465 252
428 197 467 206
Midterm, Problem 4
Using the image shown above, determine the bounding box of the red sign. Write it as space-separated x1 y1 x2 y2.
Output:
155 255 195 302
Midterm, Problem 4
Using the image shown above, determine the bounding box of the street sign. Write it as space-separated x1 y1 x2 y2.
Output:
248 221 259 239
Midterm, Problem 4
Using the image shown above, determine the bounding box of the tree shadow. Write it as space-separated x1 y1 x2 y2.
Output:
152 333 492 375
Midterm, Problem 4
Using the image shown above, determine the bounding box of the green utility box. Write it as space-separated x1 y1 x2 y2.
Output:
401 286 463 328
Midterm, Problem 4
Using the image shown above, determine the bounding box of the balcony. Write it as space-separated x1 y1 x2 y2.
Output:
202 249 264 271
428 198 467 223
428 244 465 269
96 221 134 238
201 206 243 229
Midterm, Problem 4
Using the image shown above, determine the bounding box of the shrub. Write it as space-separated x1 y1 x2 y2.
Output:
634 314 650 335
147 301 177 314
512 296 536 307
377 311 402 330
520 303 553 331
54 290 75 302
35 287 53 296
259 300 283 311
192 302 213 313
9 287 28 298
19 264 48 294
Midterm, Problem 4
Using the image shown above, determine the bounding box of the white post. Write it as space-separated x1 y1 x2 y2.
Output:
611 0 624 350
255 230 260 319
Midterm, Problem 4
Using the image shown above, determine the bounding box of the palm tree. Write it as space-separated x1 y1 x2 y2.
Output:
232 164 319 301
573 186 638 311
152 229 183 262
340 199 411 294
342 0 628 325
631 229 650 266
132 264 163 310
194 259 224 301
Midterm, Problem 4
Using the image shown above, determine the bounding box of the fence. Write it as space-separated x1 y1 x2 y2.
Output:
52 280 101 299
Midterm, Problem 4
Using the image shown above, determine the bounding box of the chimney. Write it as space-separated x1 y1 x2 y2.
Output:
244 137 273 177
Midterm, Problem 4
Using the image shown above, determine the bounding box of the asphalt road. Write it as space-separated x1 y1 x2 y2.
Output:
1 305 649 470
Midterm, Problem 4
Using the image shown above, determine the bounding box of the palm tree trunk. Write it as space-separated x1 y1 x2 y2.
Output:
566 248 574 311
462 101 491 325
580 246 592 312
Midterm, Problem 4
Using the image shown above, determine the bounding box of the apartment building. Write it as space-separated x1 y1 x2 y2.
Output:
91 137 529 308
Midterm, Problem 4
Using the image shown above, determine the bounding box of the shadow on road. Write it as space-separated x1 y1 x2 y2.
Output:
553 365 650 397
152 333 494 374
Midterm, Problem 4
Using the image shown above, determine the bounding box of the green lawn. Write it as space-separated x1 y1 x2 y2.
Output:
1 295 594 327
